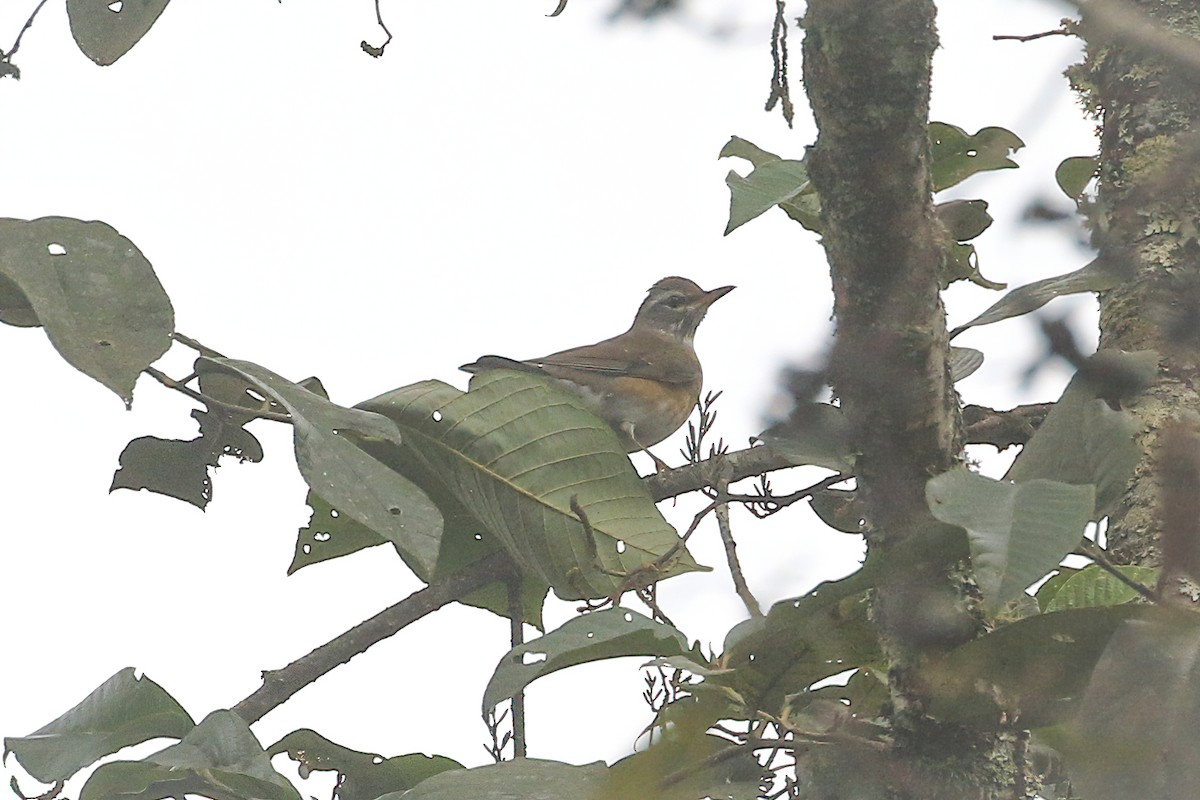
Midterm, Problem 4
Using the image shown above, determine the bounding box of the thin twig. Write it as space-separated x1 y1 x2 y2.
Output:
507 578 527 759
361 0 394 57
2 0 50 62
172 332 225 358
714 463 762 617
737 472 851 518
992 28 1070 42
144 366 293 424
765 0 794 127
1074 540 1158 602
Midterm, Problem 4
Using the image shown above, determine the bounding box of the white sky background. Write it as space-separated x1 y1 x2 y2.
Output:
1 0 1094 789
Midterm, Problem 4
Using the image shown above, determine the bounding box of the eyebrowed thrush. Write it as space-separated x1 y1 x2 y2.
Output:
460 276 733 455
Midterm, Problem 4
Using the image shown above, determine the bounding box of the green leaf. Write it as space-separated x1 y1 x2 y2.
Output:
289 490 388 573
482 607 694 711
357 372 708 600
929 122 1024 191
942 241 1006 290
1034 567 1079 612
80 710 300 800
723 159 816 234
808 666 889 718
949 346 984 382
0 217 174 405
808 488 866 534
926 468 1095 614
196 358 443 579
923 605 1150 729
950 255 1130 335
352 379 549 627
1006 351 1152 517
267 729 462 800
1041 564 1158 612
754 403 855 473
4 668 194 784
111 408 263 509
718 135 782 167
66 0 171 66
936 198 993 242
393 759 608 800
1055 155 1099 200
1066 611 1200 800
717 584 879 714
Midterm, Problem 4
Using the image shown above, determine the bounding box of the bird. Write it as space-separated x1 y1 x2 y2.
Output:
460 276 734 459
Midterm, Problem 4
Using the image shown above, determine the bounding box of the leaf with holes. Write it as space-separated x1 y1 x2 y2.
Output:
716 583 879 715
929 123 1024 191
357 372 707 600
4 668 194 785
352 379 549 627
67 0 172 66
195 358 443 579
111 408 263 509
0 217 174 405
482 607 694 712
268 730 462 800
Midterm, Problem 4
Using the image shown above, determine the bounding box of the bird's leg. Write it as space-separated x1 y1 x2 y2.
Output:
620 421 672 472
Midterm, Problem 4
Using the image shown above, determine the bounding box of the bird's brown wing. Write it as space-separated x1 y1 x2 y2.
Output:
526 332 700 386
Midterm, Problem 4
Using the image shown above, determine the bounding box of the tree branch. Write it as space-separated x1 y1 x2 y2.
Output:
231 551 518 723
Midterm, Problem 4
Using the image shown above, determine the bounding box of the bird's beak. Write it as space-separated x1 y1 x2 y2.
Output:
702 285 735 306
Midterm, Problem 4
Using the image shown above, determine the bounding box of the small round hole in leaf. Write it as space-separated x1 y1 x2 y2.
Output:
46 242 67 256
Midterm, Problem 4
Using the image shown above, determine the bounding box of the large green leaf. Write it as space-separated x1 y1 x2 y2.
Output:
0 217 174 405
923 605 1150 729
1040 564 1158 612
950 255 1130 336
267 729 462 800
929 123 1024 191
716 579 879 714
391 759 608 800
195 358 443 579
1006 351 1152 517
352 379 549 627
927 467 1095 614
66 0 172 65
357 371 708 600
4 668 194 784
80 711 299 800
1066 611 1200 800
482 607 694 711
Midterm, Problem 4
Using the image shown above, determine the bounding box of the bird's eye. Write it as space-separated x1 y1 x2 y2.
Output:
663 295 686 309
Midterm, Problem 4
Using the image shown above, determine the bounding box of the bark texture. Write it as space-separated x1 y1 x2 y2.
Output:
802 0 1014 796
1069 0 1200 583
